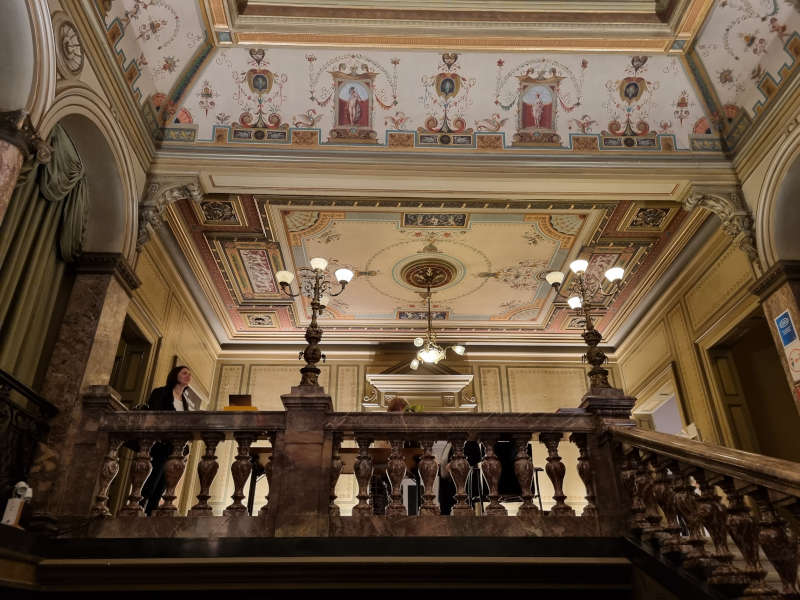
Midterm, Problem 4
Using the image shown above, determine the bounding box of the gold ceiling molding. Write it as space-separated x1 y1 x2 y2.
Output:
233 32 673 53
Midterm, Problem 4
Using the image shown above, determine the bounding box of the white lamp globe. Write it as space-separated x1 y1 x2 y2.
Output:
567 296 583 309
410 359 419 370
335 268 354 283
309 257 328 271
452 344 466 355
569 259 588 274
605 267 624 282
413 337 424 347
275 270 295 285
545 271 565 286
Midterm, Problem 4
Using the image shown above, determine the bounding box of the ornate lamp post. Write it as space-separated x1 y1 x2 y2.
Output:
546 260 624 389
409 269 465 370
275 258 353 387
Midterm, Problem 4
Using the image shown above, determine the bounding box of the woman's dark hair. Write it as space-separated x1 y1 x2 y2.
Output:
165 365 190 389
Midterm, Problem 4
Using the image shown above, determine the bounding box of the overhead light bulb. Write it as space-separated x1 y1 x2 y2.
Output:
410 359 419 370
545 271 565 286
419 346 445 364
605 267 624 282
569 259 588 274
334 268 354 283
309 257 328 271
275 270 295 284
452 344 466 355
567 296 583 309
413 337 424 347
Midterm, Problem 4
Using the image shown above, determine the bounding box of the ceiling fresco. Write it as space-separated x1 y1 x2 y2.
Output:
93 0 800 156
170 195 688 342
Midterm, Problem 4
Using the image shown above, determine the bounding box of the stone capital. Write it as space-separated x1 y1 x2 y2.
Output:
136 175 203 250
683 186 758 263
0 110 51 162
76 252 141 295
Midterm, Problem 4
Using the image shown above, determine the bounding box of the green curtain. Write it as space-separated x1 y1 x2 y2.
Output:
0 125 88 389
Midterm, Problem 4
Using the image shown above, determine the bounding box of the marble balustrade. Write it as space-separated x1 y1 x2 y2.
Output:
611 426 800 598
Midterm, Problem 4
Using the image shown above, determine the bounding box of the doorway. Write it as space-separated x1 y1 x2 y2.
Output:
709 311 800 462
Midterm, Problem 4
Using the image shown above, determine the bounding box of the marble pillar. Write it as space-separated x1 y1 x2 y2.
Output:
267 384 334 538
752 260 800 415
0 110 48 228
28 253 140 526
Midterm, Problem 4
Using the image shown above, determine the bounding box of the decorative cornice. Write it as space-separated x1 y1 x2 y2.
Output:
0 110 52 161
682 186 759 264
750 260 800 301
136 175 203 251
75 252 141 294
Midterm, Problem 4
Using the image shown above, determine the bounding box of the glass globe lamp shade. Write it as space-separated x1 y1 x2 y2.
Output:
309 257 328 271
605 267 624 282
452 344 466 356
567 295 583 309
334 268 354 283
545 271 565 286
410 359 419 370
413 337 424 347
418 346 445 364
275 270 295 285
569 259 589 274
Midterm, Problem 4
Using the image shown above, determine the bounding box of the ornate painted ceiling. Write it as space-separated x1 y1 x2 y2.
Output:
93 0 800 156
168 194 689 342
81 0 800 345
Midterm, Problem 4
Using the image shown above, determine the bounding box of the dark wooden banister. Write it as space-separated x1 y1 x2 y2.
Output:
0 368 58 418
610 425 800 497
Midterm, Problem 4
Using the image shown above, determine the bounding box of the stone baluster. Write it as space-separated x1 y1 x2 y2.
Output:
353 437 374 517
751 486 800 598
118 438 154 517
386 438 407 518
650 456 683 562
189 433 223 516
418 438 440 516
480 436 507 516
540 432 574 516
90 437 124 517
223 433 256 516
570 433 596 518
259 432 277 517
448 435 472 516
669 462 711 576
693 470 747 596
718 476 778 598
152 437 190 517
637 451 665 544
619 447 647 536
512 434 538 517
328 432 344 517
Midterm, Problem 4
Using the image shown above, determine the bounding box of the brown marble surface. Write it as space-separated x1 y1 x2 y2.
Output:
0 139 22 227
64 515 272 539
611 425 800 497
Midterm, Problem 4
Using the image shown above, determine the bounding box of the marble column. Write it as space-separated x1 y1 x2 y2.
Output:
0 110 48 227
751 260 800 415
28 253 140 527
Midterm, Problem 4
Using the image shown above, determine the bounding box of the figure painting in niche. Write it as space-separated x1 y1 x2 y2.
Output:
521 85 554 130
338 81 370 128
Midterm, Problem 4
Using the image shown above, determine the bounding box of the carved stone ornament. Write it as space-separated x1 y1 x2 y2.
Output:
136 176 203 250
683 188 758 263
0 110 52 161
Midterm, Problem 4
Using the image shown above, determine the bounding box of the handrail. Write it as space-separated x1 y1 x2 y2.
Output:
610 425 800 497
0 368 58 418
99 410 287 434
325 411 597 434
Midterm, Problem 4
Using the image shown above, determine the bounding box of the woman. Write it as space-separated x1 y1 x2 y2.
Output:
140 365 193 515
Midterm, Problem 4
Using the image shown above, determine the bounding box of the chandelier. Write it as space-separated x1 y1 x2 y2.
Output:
409 269 465 370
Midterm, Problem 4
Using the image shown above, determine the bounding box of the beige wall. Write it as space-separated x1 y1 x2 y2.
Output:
616 225 760 446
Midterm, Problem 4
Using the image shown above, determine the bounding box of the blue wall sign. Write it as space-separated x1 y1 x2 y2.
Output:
775 311 797 347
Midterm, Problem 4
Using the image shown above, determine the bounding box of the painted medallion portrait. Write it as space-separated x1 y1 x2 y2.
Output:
246 69 273 95
521 84 554 130
435 73 461 100
337 80 370 127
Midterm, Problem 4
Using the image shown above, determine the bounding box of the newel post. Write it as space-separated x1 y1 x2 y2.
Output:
578 386 636 535
268 384 333 537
